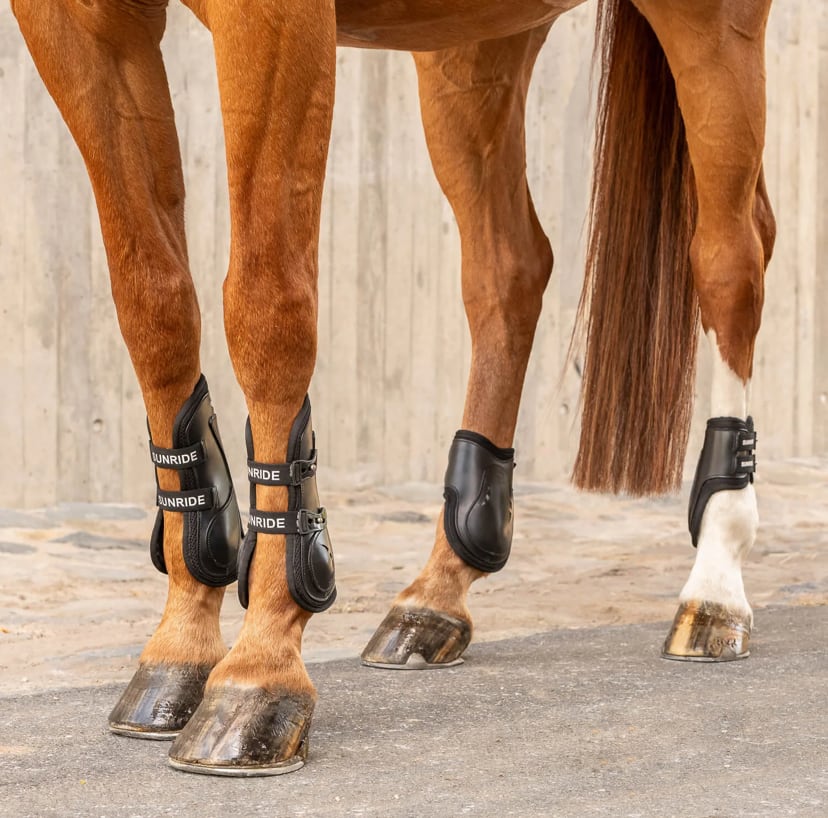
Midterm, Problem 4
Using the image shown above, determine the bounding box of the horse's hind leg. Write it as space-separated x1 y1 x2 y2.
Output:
362 27 554 668
12 1 234 732
167 0 336 775
634 0 776 659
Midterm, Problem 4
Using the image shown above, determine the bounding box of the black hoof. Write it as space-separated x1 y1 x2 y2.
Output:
168 685 314 776
361 605 471 669
108 663 211 740
662 600 751 662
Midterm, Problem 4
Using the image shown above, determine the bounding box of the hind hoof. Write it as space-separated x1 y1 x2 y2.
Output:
168 685 313 776
361 605 471 669
108 663 211 740
662 600 751 662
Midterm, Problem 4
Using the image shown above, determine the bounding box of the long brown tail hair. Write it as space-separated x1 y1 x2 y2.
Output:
572 0 698 496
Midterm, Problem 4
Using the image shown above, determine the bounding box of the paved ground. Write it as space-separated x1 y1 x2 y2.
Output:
1 460 826 815
1 607 825 818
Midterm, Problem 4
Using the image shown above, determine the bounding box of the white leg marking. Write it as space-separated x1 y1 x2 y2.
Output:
680 331 755 616
708 329 748 419
680 485 755 617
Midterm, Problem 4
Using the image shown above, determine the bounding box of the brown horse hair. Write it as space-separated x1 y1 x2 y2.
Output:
572 0 699 496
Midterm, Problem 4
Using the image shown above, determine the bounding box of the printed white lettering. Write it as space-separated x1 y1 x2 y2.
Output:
158 494 207 509
248 467 282 483
250 515 286 530
152 450 199 467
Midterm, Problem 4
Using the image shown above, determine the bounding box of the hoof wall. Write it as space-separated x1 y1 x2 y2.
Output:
361 606 471 669
168 685 313 777
108 663 211 739
662 601 750 662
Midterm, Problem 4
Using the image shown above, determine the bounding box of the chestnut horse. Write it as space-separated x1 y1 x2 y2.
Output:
11 0 775 776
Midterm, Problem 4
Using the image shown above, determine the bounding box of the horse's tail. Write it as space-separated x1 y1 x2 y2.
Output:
572 0 698 496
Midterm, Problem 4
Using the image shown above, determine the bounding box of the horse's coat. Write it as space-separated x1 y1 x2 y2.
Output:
10 0 775 775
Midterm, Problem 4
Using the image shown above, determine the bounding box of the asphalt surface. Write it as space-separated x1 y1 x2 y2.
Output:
1 606 825 818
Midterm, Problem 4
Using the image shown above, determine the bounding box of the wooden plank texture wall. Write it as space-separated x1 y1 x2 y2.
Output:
0 2 826 507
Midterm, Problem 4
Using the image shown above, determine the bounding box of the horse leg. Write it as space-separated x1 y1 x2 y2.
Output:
633 0 776 659
11 0 237 732
167 0 336 775
362 27 554 668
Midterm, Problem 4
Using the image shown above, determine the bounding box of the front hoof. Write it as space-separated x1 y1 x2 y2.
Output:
662 601 751 662
108 663 211 740
361 605 471 669
168 685 313 777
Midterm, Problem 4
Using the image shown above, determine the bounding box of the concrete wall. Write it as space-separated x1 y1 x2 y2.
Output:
0 1 826 507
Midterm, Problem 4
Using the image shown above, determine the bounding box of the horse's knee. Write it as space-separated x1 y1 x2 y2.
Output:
109 249 200 391
18 0 169 44
223 263 316 405
463 226 552 347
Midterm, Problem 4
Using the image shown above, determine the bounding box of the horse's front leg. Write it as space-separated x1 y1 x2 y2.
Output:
12 0 239 736
635 0 776 660
362 27 554 668
168 0 336 775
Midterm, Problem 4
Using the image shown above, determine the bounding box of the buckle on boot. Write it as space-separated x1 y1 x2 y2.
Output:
297 508 327 535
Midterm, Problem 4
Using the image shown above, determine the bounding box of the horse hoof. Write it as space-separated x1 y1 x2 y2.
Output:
361 605 471 669
167 685 313 776
662 600 751 662
108 663 211 740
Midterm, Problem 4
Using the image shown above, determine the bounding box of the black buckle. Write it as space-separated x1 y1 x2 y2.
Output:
736 428 756 476
291 453 318 484
297 507 327 535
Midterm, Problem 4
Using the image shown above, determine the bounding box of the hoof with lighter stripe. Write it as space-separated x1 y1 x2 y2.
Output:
108 663 211 740
662 600 751 662
361 606 471 669
168 685 313 777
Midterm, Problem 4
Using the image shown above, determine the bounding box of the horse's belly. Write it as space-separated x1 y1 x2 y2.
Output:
335 0 586 51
